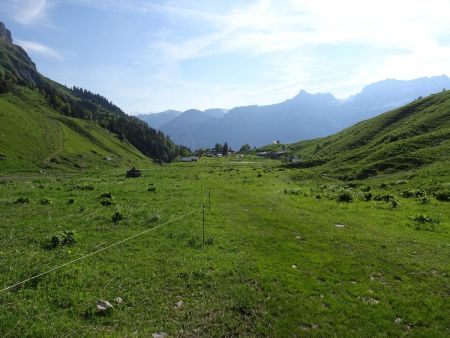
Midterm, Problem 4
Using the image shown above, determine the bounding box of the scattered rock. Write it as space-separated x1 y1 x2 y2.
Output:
0 154 6 160
366 297 379 305
174 300 184 309
152 332 168 338
350 281 357 285
301 324 320 330
291 265 297 269
394 318 402 324
114 297 123 304
335 224 345 228
96 300 113 313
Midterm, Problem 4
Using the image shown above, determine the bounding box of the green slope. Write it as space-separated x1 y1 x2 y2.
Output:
0 88 149 174
0 22 186 173
286 90 450 180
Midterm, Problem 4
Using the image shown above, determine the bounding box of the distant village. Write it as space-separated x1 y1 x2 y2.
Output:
180 140 301 163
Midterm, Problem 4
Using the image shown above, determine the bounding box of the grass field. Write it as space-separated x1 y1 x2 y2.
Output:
0 157 448 337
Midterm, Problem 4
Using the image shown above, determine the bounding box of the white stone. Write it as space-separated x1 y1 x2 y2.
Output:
96 300 113 313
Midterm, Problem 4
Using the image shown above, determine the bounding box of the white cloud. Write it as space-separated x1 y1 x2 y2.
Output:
4 0 50 25
15 39 62 59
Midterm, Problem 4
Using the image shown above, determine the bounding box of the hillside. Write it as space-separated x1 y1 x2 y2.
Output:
139 76 450 149
285 90 450 180
0 22 184 172
0 88 150 173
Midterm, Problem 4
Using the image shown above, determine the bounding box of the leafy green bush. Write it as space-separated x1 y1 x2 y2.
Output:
434 191 450 202
336 191 353 203
147 184 157 192
410 214 439 231
112 211 124 223
100 192 112 198
46 230 78 249
67 197 75 204
101 198 114 206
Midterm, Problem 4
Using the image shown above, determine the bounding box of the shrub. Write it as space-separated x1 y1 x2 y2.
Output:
434 191 450 202
40 197 52 205
73 184 94 191
363 192 373 201
67 197 75 204
390 198 400 208
418 195 430 204
401 190 414 198
14 197 30 204
101 198 114 206
410 214 439 231
147 184 157 192
46 230 78 249
100 192 112 199
336 191 353 203
112 211 124 223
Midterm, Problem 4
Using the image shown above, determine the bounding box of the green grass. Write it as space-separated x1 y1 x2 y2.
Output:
0 89 151 174
274 90 450 180
0 157 448 337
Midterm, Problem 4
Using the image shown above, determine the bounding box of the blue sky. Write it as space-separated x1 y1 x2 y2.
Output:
1 0 450 114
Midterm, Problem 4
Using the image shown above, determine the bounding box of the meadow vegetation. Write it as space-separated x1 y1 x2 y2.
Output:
0 157 448 337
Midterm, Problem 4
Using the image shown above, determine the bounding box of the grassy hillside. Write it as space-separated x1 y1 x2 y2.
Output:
285 90 450 180
0 24 186 167
0 88 150 174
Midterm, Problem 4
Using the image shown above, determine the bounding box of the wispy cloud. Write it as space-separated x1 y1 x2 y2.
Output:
1 0 51 25
15 39 62 59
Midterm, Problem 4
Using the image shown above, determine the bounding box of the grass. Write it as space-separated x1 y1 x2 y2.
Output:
0 89 151 174
262 90 450 180
0 157 448 337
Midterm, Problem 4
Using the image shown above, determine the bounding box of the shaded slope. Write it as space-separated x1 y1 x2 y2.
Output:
287 90 450 179
0 88 148 173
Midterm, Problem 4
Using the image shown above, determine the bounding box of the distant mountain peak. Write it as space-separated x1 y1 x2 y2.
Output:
0 22 13 44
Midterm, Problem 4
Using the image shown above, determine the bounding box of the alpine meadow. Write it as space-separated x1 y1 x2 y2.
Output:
0 1 449 337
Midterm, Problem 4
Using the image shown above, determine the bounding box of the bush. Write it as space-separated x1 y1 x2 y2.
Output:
418 195 430 204
14 197 30 204
112 211 124 223
101 198 114 206
147 184 157 192
336 191 353 203
401 190 415 198
67 197 75 204
363 192 373 201
73 184 94 191
100 192 112 199
40 197 52 205
46 230 78 249
434 191 450 202
410 214 439 231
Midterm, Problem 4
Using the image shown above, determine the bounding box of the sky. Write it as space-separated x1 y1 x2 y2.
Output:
1 0 450 114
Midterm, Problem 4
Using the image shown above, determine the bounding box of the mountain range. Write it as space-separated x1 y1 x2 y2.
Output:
138 76 450 150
